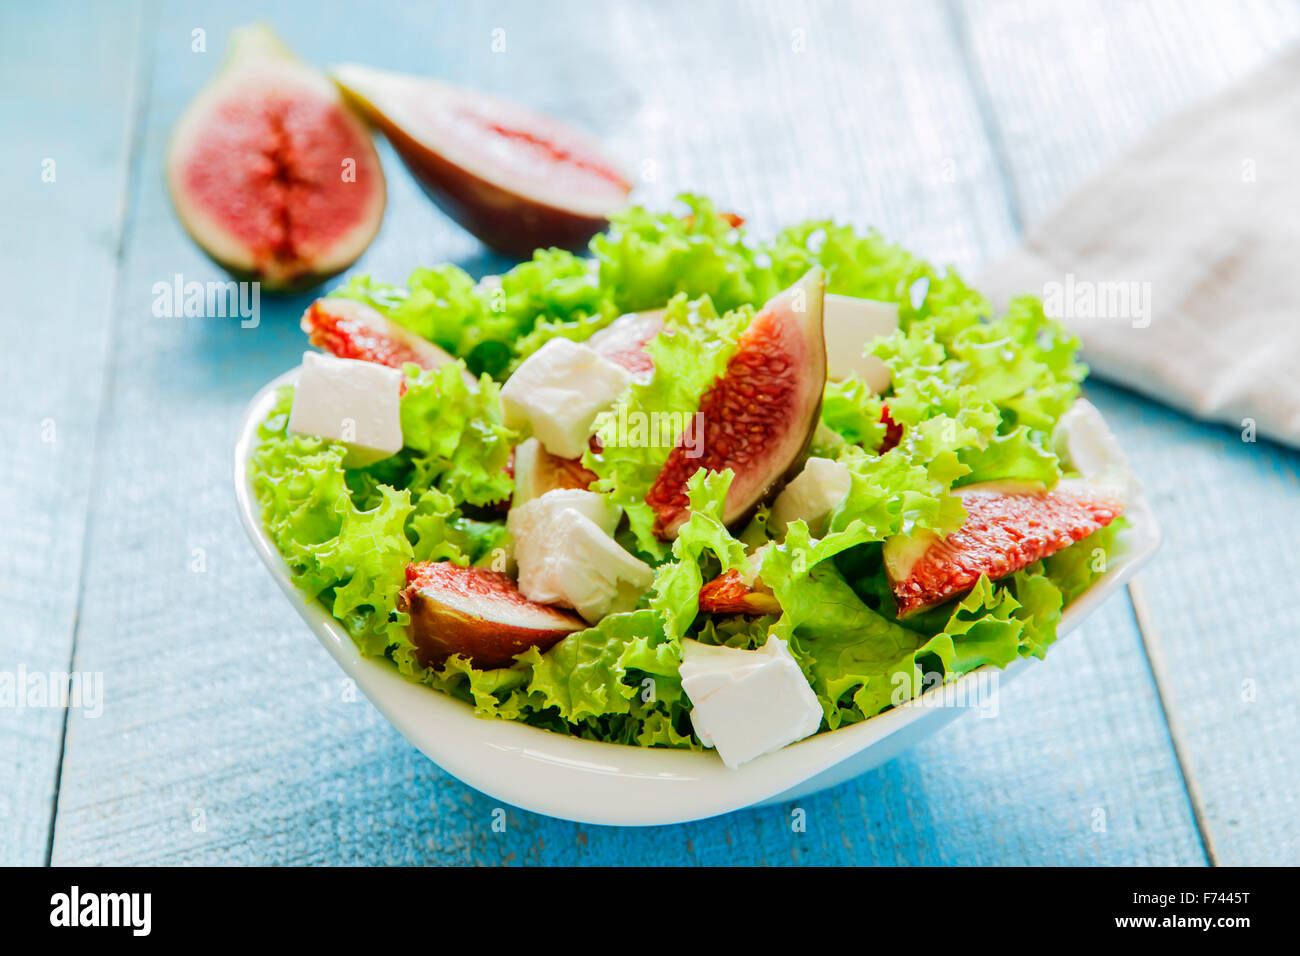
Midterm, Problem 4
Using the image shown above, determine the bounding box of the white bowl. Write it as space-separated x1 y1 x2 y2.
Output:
235 369 1161 826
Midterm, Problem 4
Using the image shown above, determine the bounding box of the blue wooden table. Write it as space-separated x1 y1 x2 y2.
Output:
4 0 1298 866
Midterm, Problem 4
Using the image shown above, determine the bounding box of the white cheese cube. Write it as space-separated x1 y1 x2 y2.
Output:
1052 398 1141 502
508 491 650 622
499 339 632 458
824 293 899 393
287 351 403 467
680 637 823 768
769 457 852 535
509 488 621 538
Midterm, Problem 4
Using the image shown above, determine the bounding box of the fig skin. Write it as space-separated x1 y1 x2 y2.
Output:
166 24 386 293
332 64 631 258
394 132 608 257
398 562 584 669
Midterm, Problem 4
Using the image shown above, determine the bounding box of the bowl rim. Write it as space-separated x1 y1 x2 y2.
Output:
235 367 1161 826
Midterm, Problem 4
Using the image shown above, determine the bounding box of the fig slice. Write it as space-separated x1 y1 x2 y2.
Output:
587 308 665 380
884 479 1126 618
698 569 781 617
166 24 386 292
646 267 828 538
397 561 585 669
331 64 631 257
511 437 598 507
300 297 476 384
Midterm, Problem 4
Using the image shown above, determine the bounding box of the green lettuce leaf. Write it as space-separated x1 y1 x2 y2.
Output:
821 375 887 449
516 609 662 723
390 363 517 508
649 468 748 642
759 520 940 727
1044 516 1130 606
592 195 779 313
957 426 1061 488
249 388 414 657
331 249 606 377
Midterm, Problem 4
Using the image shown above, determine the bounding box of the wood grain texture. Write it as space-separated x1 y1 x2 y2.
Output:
960 0 1300 864
1088 383 1300 865
0 0 144 865
959 0 1300 244
1 0 1235 865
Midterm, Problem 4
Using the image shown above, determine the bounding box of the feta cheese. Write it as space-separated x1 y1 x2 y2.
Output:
739 542 773 587
287 351 403 467
1052 398 1141 502
823 293 899 393
679 637 824 769
508 490 650 622
499 339 632 458
509 488 620 537
769 457 852 535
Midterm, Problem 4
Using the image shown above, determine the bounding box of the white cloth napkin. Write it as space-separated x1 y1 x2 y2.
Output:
978 45 1300 449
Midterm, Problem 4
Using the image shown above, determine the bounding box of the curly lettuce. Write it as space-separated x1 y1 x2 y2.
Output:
249 388 414 658
331 250 607 377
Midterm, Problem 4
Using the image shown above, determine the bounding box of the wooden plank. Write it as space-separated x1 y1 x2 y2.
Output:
1087 383 1300 865
958 0 1300 244
0 0 143 865
49 0 1196 864
960 0 1300 864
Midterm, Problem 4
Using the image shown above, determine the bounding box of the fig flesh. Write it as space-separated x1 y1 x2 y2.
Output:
884 479 1125 618
646 268 828 538
398 561 584 669
332 64 631 257
301 297 475 385
587 308 665 380
167 24 386 292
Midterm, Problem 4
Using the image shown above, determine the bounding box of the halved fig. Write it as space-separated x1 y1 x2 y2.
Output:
301 297 475 384
166 24 386 292
884 479 1126 618
587 308 665 380
646 268 828 538
398 561 584 669
332 64 632 257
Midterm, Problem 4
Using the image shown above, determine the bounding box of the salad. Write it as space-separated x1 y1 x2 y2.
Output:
248 195 1133 769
